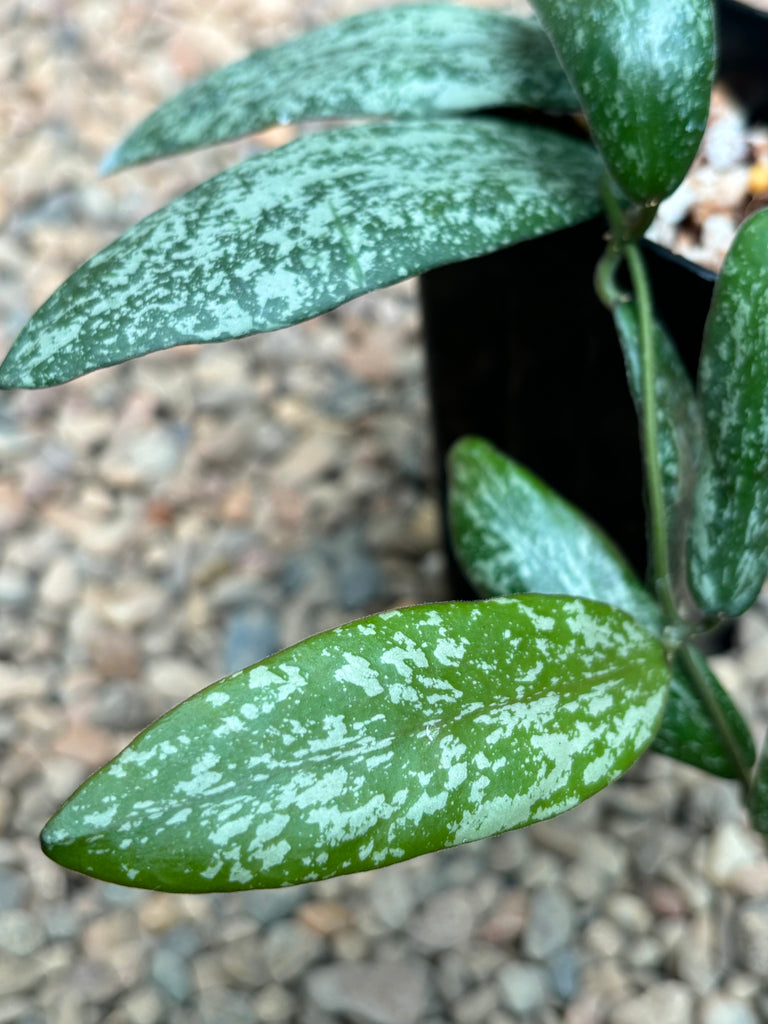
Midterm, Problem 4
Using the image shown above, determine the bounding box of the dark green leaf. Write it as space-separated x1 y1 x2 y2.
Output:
447 436 662 633
0 119 603 389
749 737 768 834
688 209 768 616
447 436 750 778
40 595 669 891
529 0 715 202
613 301 703 601
652 646 754 780
104 5 577 172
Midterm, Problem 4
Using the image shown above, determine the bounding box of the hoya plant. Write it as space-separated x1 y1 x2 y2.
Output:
2 0 767 892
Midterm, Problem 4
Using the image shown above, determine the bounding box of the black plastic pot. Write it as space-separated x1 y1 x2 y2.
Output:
421 0 768 598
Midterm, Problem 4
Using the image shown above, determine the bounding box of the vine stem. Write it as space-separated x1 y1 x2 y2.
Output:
677 643 753 792
624 241 677 623
597 178 754 793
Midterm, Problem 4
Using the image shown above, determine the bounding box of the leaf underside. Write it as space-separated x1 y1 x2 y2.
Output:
688 209 768 617
447 436 751 778
0 119 603 389
105 5 577 171
41 595 669 892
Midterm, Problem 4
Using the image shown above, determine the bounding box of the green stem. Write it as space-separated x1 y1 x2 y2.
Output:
625 241 676 621
597 176 753 793
677 642 753 792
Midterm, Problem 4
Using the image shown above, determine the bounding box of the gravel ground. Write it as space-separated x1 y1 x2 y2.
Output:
3 3 768 1023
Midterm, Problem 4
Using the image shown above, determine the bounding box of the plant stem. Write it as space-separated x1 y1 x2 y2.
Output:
624 241 676 621
677 642 753 792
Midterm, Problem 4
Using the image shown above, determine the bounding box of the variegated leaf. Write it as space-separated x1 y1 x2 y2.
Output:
654 646 755 780
447 436 662 632
0 119 603 389
41 595 669 891
447 436 752 778
104 5 577 172
688 209 768 616
529 0 715 202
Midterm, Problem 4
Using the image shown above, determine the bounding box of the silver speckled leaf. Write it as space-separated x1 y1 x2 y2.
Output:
655 645 755 780
0 119 603 389
529 0 714 201
447 436 663 632
447 436 751 778
688 209 768 616
41 595 669 891
104 5 577 171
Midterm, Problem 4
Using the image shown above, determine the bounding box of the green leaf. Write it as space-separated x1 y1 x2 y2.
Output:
40 595 670 891
447 436 662 633
529 0 715 202
0 119 603 389
612 301 703 600
688 209 768 616
104 5 577 172
447 436 750 778
653 646 754 780
749 737 768 835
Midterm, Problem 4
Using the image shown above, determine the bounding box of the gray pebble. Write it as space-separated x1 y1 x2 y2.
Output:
0 566 33 609
699 994 759 1024
547 947 581 1002
408 888 476 952
735 897 768 975
0 909 45 956
522 886 574 960
263 920 324 983
368 870 417 931
223 606 280 673
89 680 154 732
0 868 30 912
198 987 261 1024
335 546 383 609
239 888 305 925
150 948 192 1004
306 960 431 1024
610 980 694 1024
453 984 500 1024
497 961 550 1014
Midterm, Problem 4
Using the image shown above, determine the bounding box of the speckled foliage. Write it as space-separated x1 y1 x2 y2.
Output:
689 208 768 616
41 595 669 891
105 5 577 171
447 438 754 781
529 0 715 202
0 119 602 388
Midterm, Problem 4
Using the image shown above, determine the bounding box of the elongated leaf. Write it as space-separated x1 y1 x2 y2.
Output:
613 301 703 599
447 436 751 777
654 646 755 780
749 737 768 835
104 6 577 172
0 119 603 389
447 436 662 632
40 595 669 891
688 209 768 616
529 0 715 202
